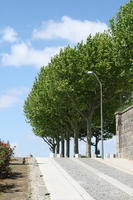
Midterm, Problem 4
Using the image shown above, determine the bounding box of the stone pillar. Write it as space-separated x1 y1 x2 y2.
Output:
115 112 122 158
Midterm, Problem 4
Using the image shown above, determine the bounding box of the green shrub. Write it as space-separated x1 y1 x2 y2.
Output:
0 140 14 178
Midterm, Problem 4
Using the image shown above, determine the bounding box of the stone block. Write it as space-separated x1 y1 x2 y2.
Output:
115 105 133 160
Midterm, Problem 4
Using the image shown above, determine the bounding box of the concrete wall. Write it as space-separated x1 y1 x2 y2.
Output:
115 105 133 159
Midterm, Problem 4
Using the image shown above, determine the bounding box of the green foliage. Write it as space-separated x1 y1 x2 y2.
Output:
24 1 133 156
117 98 133 112
110 0 133 105
24 33 117 154
0 140 14 178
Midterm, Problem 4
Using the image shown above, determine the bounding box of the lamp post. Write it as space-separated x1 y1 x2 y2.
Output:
87 71 104 159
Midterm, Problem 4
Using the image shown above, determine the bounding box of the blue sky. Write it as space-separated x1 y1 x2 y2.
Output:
0 0 129 157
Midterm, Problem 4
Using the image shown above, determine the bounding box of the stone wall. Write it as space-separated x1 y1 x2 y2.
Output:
115 105 133 159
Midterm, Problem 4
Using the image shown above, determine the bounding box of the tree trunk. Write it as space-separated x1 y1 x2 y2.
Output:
95 136 99 157
74 128 79 156
86 140 91 157
61 135 65 157
56 136 60 154
66 136 70 157
86 119 91 157
52 144 56 154
51 138 56 154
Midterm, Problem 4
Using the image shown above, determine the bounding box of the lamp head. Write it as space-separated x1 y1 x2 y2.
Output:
87 71 93 74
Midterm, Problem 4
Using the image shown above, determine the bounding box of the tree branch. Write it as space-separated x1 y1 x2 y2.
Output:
42 137 53 149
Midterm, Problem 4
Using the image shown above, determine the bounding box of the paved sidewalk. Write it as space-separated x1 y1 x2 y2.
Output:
28 158 50 200
36 158 133 200
97 158 133 175
36 157 94 200
77 158 133 190
55 158 133 200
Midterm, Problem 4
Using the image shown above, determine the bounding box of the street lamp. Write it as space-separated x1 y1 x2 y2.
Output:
87 71 104 159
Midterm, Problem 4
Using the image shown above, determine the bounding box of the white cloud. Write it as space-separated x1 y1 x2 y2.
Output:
1 26 18 43
1 42 62 68
0 88 28 109
7 88 29 96
32 16 108 43
0 95 19 108
0 17 108 68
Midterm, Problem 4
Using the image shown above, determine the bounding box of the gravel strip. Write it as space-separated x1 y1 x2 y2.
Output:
28 158 51 200
79 158 133 188
55 158 132 200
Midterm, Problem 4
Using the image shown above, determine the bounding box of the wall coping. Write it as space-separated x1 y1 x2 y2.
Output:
115 105 133 115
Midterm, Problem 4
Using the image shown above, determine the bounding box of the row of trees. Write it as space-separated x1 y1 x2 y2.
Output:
24 1 133 157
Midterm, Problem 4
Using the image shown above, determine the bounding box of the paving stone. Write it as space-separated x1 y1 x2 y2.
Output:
55 158 133 200
79 158 133 188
